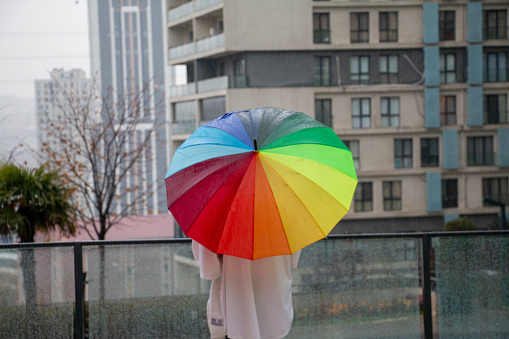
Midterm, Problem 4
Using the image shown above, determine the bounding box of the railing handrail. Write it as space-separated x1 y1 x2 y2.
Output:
2 229 508 249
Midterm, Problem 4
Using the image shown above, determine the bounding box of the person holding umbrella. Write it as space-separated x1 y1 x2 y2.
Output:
165 107 357 338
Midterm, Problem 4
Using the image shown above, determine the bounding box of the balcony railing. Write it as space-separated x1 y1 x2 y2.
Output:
170 83 196 97
169 41 195 60
167 1 194 21
195 0 222 12
1 231 508 338
172 120 196 134
196 32 224 53
467 152 495 166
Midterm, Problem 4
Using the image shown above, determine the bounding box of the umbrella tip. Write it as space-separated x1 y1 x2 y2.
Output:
253 138 258 152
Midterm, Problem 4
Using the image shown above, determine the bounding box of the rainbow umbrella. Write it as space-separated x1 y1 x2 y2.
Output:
165 107 357 260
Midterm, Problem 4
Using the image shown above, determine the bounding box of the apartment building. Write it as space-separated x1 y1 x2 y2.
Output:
88 0 170 216
166 0 509 233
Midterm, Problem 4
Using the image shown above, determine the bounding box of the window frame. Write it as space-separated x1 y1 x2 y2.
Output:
421 138 439 167
344 140 360 170
354 182 373 212
381 96 400 127
313 12 331 44
394 138 413 169
350 12 369 43
440 95 457 125
314 56 331 86
439 10 455 41
484 94 508 124
383 180 402 211
379 55 399 84
483 10 507 40
350 55 370 85
442 179 458 208
440 53 456 83
315 98 333 127
467 136 495 166
482 177 509 206
379 11 398 42
351 98 371 129
484 52 508 83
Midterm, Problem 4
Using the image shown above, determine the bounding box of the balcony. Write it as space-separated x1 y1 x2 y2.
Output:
169 83 196 97
1 231 508 338
196 32 224 53
169 41 196 60
168 0 223 23
172 120 196 134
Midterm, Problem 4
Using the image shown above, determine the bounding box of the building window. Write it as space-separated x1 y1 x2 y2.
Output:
354 182 373 212
344 140 360 170
484 94 508 124
440 53 456 83
394 138 412 168
421 138 439 167
440 95 457 125
200 96 226 123
352 98 371 128
484 52 508 83
381 97 400 127
379 55 398 84
315 99 332 127
314 56 331 86
439 11 455 41
442 179 458 208
350 56 370 84
467 136 494 166
483 177 509 205
351 12 369 43
313 13 331 43
383 181 402 211
483 10 507 40
379 12 398 42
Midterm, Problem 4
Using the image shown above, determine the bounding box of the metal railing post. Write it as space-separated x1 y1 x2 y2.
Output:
74 243 85 339
422 234 433 339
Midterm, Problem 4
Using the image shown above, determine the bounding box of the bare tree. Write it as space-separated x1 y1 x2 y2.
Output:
38 76 167 240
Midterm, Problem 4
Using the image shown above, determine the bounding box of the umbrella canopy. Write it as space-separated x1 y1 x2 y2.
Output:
165 107 357 260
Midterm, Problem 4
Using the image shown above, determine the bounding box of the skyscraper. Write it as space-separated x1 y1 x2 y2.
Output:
88 0 170 216
166 0 509 232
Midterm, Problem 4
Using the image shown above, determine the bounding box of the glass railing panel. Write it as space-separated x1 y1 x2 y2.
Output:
195 0 222 12
288 237 421 338
172 120 196 134
0 246 75 338
433 234 509 338
170 83 196 97
168 1 194 22
84 243 210 338
197 75 228 93
196 33 225 53
169 41 195 60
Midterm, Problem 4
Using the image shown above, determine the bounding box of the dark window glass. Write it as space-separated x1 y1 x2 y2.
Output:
442 179 458 208
344 140 360 170
315 99 332 127
483 177 509 206
200 96 226 122
381 97 400 127
351 12 369 43
383 181 402 211
483 10 507 40
313 13 331 43
351 98 371 128
350 56 370 84
440 53 456 83
439 11 455 41
394 138 413 168
484 94 508 124
421 138 439 167
379 55 398 84
379 12 398 42
354 182 373 212
484 52 508 83
467 136 494 166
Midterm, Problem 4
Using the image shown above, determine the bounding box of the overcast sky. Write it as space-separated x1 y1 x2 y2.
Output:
0 0 90 98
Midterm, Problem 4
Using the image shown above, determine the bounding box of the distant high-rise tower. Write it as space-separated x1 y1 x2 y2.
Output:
35 68 93 154
88 0 170 216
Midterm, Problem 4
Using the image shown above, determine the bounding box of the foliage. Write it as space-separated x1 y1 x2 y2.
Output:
0 162 76 242
38 77 166 240
442 217 476 232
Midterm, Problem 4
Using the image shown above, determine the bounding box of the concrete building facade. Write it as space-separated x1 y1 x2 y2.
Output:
166 0 509 233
